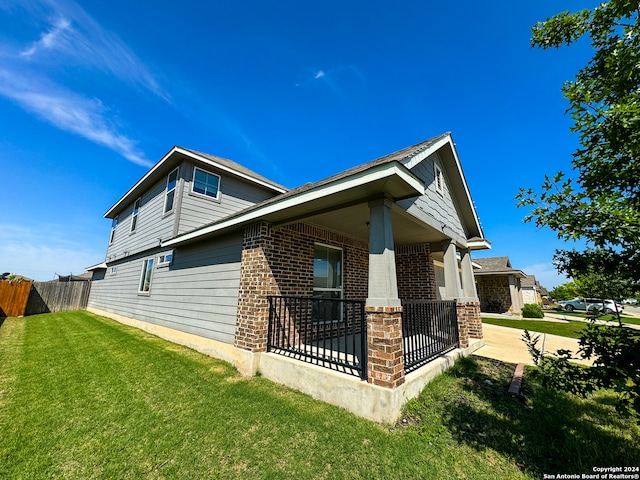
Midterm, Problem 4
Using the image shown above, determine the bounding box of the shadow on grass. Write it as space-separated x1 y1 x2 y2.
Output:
405 356 640 478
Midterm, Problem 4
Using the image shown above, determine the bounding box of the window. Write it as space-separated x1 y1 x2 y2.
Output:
192 167 220 200
109 216 118 244
164 167 179 214
130 198 141 232
157 251 174 267
313 244 343 322
434 164 444 195
109 266 117 276
138 258 154 294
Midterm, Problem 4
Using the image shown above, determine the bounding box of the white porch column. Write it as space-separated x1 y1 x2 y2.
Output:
366 198 400 307
459 248 478 301
442 239 462 300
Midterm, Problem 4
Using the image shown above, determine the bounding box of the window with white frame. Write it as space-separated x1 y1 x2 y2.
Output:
434 164 444 195
138 258 154 294
109 266 117 276
192 167 221 200
313 244 343 322
130 198 141 232
164 167 179 214
157 250 174 267
109 216 118 244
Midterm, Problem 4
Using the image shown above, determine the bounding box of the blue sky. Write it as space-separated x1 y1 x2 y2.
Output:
0 0 596 288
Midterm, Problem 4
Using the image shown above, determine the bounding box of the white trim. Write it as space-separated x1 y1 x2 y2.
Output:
130 197 141 233
156 250 174 267
163 162 424 247
434 163 444 195
191 166 221 201
163 167 179 215
138 258 154 295
109 215 118 245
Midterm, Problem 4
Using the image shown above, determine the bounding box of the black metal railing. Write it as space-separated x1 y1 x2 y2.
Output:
267 296 367 380
402 300 459 373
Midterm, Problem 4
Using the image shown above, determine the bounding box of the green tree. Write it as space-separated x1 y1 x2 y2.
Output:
517 1 640 417
548 281 579 301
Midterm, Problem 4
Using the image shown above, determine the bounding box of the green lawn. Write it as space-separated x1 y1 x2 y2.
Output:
1 311 638 479
481 317 588 339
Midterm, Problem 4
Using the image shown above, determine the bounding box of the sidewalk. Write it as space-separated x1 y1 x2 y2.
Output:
473 323 594 366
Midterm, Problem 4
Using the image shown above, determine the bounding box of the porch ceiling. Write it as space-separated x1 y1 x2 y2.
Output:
290 202 449 246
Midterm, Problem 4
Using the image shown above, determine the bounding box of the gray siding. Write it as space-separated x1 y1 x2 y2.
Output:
177 162 277 235
89 232 243 344
106 173 178 260
398 153 466 243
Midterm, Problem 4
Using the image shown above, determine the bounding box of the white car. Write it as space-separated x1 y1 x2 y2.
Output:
585 299 624 315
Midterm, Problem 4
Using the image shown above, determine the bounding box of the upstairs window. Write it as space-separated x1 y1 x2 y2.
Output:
109 216 118 244
130 198 141 232
164 167 179 214
192 167 221 200
138 258 154 294
434 164 444 195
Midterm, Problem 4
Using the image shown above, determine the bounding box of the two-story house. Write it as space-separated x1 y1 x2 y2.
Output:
87 132 490 422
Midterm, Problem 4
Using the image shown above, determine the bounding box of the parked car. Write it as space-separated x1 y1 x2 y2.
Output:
586 299 624 314
558 297 623 314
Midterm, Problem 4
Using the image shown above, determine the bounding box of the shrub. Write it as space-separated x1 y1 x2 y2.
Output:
522 303 544 318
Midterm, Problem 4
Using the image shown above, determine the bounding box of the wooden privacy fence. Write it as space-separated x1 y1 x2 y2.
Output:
0 280 92 317
0 280 33 317
25 281 92 315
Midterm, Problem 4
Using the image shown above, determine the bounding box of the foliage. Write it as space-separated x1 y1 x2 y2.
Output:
516 0 640 421
523 323 640 417
549 281 579 301
521 303 544 318
517 1 640 279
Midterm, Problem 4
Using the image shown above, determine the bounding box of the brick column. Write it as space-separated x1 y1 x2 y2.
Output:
456 301 482 348
235 223 279 352
366 305 405 388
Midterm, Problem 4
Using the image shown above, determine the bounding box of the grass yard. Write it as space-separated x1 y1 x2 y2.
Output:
481 317 588 339
1 311 638 479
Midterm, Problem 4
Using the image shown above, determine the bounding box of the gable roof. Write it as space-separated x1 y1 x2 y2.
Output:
473 256 526 278
164 133 489 248
104 146 287 218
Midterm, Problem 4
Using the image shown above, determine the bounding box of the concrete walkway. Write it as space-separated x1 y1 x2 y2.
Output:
473 323 594 366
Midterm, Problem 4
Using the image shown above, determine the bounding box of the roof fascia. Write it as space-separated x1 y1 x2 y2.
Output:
104 146 286 218
104 146 179 218
163 161 423 247
403 134 485 242
179 147 287 194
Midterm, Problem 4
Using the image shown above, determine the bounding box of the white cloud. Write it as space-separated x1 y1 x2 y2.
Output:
0 0 171 166
314 70 325 79
20 16 71 57
521 262 570 290
14 1 170 102
0 70 152 167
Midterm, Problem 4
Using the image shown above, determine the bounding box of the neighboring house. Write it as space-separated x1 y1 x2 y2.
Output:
521 275 544 305
87 132 490 422
473 256 527 314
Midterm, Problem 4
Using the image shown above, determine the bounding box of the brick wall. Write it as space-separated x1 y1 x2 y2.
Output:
235 222 369 352
396 244 437 301
476 275 512 313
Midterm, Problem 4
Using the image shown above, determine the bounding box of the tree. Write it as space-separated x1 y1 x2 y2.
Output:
517 1 640 417
548 281 579 301
517 1 640 278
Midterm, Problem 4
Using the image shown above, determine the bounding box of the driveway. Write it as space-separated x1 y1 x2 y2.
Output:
474 323 594 366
